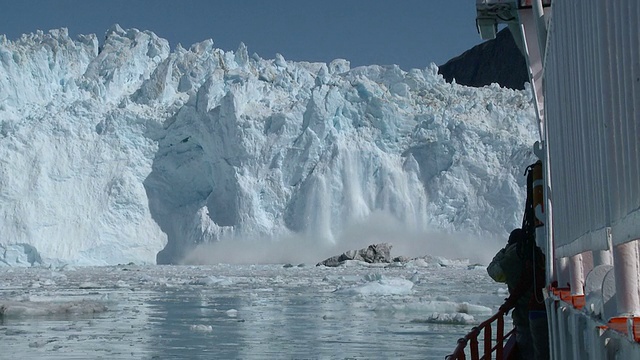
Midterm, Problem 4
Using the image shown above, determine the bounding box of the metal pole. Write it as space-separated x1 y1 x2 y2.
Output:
612 240 640 316
592 228 613 266
532 0 548 60
556 257 570 288
496 315 504 359
484 325 492 360
569 253 585 295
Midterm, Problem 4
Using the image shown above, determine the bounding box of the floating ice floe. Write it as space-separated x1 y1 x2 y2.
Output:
334 277 414 296
190 324 213 332
191 276 233 286
436 257 470 267
369 299 491 325
373 300 492 316
496 287 509 296
78 282 101 289
0 300 108 317
404 256 469 268
413 312 476 325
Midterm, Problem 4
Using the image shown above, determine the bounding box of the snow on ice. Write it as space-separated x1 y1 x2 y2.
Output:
0 26 538 266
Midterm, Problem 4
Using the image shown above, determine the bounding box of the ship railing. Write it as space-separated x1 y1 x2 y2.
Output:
547 286 640 359
445 305 516 360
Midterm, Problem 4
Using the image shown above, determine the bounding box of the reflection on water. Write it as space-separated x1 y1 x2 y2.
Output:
0 264 503 359
147 293 244 359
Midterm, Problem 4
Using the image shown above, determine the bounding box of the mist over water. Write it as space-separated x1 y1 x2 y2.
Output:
181 212 502 266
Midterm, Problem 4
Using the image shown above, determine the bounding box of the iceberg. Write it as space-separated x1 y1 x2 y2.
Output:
0 26 538 266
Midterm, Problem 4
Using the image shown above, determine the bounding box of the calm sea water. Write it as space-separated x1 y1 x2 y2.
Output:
0 263 505 359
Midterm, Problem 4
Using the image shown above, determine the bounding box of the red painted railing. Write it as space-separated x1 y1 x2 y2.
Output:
551 286 640 343
445 307 517 360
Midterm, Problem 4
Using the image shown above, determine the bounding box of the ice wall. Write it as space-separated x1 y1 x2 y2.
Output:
0 26 538 266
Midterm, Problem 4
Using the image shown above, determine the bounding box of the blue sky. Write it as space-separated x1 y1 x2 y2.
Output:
0 0 483 70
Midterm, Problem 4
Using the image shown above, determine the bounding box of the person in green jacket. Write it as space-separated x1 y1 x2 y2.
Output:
487 228 534 360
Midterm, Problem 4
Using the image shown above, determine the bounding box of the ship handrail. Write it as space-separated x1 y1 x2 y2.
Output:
445 305 516 360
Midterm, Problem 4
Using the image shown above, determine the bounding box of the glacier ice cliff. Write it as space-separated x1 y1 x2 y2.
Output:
0 26 538 266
